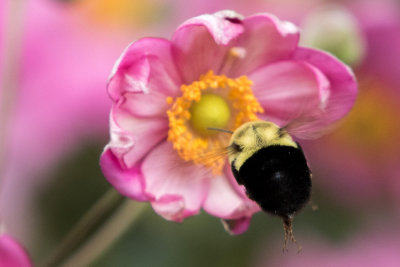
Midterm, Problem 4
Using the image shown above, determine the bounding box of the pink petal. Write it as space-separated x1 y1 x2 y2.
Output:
290 47 358 137
221 216 252 235
108 37 182 103
151 195 199 223
172 11 244 83
108 105 168 168
100 149 152 201
249 60 330 127
141 141 210 222
203 164 260 219
118 90 169 119
0 234 32 267
227 13 300 77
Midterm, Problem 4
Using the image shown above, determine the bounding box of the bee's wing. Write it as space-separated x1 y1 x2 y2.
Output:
280 88 357 140
282 115 340 140
188 128 236 173
190 145 234 173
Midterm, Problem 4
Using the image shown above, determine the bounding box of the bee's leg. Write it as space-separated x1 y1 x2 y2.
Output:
281 216 290 253
309 197 318 211
309 174 317 211
282 216 302 253
282 223 289 253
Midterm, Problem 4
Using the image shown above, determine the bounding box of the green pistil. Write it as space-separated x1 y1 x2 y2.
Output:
190 94 231 135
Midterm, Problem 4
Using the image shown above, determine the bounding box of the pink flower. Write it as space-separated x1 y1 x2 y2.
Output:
0 0 120 242
0 0 163 242
100 10 357 234
287 0 400 207
0 233 32 267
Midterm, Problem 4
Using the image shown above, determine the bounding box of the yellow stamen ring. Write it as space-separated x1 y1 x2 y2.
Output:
166 70 264 174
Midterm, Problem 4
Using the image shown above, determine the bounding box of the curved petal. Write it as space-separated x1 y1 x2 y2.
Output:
249 60 330 127
100 149 152 201
108 105 168 168
119 90 170 119
203 164 260 219
227 13 300 77
141 141 211 222
0 234 32 267
221 217 252 235
108 37 182 104
172 11 244 83
290 47 358 137
151 195 199 223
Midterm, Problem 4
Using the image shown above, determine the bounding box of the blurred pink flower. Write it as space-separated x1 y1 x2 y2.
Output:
101 10 357 233
259 228 400 267
0 233 32 267
0 0 164 243
291 0 400 207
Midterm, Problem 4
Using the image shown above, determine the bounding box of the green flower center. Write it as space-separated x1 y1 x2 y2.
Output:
190 94 231 135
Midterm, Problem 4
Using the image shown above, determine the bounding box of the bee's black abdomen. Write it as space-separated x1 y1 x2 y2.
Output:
233 145 311 218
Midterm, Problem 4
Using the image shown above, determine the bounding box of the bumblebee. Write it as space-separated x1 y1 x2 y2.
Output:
227 121 311 251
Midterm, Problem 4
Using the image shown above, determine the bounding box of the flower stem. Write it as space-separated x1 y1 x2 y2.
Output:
38 188 144 267
0 0 25 188
61 198 146 267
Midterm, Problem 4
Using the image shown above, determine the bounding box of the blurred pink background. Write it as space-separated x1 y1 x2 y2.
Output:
1 0 400 266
